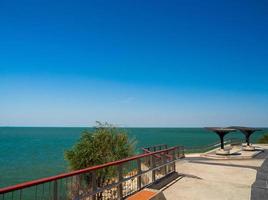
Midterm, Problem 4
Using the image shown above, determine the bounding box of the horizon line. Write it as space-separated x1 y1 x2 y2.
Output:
0 125 267 128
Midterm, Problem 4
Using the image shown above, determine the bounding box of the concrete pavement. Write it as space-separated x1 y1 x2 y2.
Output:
161 145 268 200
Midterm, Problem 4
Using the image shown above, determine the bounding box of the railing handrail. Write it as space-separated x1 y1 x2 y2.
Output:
184 138 242 151
0 146 177 194
185 141 221 150
141 148 162 159
142 144 167 150
141 145 184 160
141 148 154 154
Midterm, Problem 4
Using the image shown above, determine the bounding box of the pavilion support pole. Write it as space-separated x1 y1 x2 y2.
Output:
243 131 254 146
219 134 224 149
206 128 238 155
246 134 250 146
241 130 254 146
231 127 262 147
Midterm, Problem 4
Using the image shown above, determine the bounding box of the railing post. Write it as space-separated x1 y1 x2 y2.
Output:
92 171 97 200
175 147 178 160
151 155 156 182
137 158 142 190
117 164 123 199
177 146 180 158
53 180 58 200
172 149 176 172
161 154 167 176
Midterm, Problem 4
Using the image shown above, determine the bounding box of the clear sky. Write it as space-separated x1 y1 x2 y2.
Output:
0 0 267 127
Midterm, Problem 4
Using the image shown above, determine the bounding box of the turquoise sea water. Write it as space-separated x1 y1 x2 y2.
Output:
0 127 267 188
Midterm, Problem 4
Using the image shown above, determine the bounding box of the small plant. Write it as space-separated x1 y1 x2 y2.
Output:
258 134 268 144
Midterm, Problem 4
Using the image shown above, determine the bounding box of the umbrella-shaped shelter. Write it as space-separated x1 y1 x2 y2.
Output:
229 126 262 150
206 127 237 155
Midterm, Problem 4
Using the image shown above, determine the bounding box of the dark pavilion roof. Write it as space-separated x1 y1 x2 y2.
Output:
205 127 237 133
228 126 263 132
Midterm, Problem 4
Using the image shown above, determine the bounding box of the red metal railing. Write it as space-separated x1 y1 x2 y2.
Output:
0 146 184 200
142 144 168 152
142 144 185 159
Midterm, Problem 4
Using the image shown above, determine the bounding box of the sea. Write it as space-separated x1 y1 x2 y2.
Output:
0 127 267 188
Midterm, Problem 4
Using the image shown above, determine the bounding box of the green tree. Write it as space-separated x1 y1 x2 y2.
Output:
258 134 268 144
65 122 136 199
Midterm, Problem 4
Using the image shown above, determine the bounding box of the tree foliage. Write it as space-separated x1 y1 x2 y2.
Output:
64 122 136 199
65 122 135 170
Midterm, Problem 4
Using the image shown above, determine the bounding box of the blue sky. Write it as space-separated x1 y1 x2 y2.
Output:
0 0 267 127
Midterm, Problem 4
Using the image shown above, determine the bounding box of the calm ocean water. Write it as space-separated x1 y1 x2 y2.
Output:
0 127 267 188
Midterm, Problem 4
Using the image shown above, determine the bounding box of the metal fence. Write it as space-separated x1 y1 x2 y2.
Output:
184 138 243 153
141 144 168 153
141 144 185 159
0 147 184 200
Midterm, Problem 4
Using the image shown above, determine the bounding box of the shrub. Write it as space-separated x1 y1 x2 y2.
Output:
64 122 136 199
